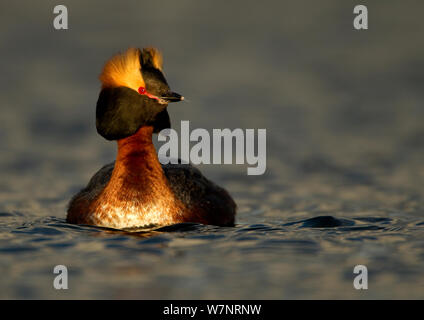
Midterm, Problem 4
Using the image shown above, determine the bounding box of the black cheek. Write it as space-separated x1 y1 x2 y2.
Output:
96 87 157 140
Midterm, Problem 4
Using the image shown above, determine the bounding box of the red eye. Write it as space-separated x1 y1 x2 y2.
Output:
138 87 146 95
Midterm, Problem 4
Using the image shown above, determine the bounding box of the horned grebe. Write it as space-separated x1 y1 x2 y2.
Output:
66 47 236 229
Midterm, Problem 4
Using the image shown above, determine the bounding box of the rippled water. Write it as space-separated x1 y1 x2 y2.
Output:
2 214 423 299
1 1 424 298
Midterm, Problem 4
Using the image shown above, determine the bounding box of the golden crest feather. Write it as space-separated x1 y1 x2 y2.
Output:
99 48 145 91
142 47 163 70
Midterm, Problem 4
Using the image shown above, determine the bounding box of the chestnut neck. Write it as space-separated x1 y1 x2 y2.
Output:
117 126 156 161
91 125 184 226
112 125 166 179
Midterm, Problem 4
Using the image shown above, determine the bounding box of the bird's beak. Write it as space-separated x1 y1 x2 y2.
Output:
161 92 184 103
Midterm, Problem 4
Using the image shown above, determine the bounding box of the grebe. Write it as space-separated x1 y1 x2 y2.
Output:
66 47 236 229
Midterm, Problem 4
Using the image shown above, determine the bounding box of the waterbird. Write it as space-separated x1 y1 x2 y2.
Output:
66 47 236 229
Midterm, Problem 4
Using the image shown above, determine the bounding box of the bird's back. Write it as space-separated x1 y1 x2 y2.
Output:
163 162 236 226
67 161 236 227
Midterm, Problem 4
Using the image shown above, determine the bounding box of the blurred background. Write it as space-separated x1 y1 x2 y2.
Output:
0 0 423 299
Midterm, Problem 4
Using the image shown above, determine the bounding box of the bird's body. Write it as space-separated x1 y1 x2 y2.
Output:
66 47 236 229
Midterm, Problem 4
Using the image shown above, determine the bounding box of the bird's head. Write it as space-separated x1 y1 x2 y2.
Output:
96 47 183 140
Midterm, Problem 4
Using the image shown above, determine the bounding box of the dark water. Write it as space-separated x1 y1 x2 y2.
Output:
1 1 424 298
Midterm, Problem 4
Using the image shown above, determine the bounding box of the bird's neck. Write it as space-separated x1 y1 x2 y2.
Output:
89 126 183 228
102 126 174 201
116 126 158 170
